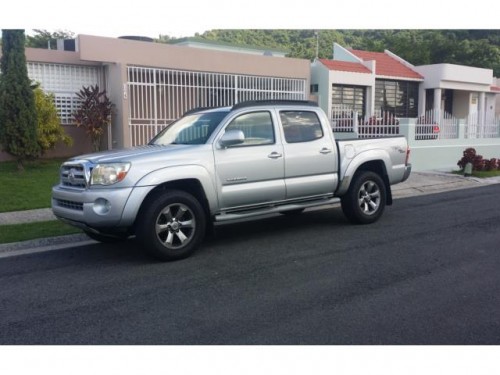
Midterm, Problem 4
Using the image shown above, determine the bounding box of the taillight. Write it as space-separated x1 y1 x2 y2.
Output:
405 147 411 165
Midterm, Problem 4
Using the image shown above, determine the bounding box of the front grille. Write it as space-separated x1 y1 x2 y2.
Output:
55 199 84 211
60 162 92 189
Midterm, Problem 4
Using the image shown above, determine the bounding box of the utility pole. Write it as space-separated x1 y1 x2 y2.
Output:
315 31 319 60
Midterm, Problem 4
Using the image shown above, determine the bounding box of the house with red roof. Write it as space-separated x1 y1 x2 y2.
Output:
311 43 499 130
311 43 424 123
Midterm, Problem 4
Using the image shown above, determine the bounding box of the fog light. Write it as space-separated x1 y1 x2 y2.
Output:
93 198 111 215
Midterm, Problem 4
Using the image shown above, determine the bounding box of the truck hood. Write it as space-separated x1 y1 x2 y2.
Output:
72 145 197 164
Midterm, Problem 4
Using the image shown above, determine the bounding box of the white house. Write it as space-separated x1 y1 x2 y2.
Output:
311 43 499 127
311 43 424 123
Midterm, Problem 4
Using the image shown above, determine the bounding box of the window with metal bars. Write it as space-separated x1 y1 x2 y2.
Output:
331 84 366 117
375 79 419 117
27 62 103 125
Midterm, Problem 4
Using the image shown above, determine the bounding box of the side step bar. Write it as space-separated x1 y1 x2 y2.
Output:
214 197 341 222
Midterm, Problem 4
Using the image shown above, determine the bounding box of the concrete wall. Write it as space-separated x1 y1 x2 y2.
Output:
415 64 493 90
78 35 310 80
333 43 361 63
311 61 332 118
399 119 500 171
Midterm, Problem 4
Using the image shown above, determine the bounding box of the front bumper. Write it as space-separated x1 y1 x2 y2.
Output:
52 185 134 229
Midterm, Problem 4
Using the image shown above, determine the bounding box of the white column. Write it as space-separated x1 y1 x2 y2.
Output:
418 84 426 117
478 92 486 138
478 92 486 125
433 88 442 114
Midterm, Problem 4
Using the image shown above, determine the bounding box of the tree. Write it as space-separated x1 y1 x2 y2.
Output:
33 84 73 154
0 29 40 171
72 85 113 152
26 29 75 49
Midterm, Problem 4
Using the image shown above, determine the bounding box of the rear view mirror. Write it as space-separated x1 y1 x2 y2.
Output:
219 130 245 148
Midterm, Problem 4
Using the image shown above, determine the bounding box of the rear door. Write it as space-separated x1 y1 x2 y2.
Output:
213 110 285 210
279 110 338 199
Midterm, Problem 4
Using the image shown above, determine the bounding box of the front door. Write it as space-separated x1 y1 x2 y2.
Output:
214 110 285 210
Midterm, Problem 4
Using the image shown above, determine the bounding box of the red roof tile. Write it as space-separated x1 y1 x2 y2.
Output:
319 59 371 74
349 49 423 80
491 85 500 92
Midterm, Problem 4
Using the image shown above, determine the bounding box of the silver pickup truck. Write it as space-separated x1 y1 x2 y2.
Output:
52 100 411 260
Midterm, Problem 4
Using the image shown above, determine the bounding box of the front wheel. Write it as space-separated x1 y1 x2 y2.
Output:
136 190 206 261
341 171 386 224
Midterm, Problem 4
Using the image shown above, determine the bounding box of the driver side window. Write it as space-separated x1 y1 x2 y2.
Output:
225 111 275 147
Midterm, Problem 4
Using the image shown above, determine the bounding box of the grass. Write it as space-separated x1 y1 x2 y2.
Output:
454 169 500 178
0 220 81 244
0 159 64 213
0 159 82 244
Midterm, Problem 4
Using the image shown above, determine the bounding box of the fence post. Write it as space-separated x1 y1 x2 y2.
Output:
458 119 466 139
399 118 416 145
353 111 359 138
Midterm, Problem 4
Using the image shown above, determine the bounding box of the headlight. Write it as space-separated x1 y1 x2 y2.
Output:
91 163 131 186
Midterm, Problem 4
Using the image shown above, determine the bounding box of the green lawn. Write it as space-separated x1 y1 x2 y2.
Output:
0 220 81 244
0 159 63 213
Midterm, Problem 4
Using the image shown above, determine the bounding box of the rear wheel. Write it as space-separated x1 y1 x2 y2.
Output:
341 171 386 224
136 190 206 261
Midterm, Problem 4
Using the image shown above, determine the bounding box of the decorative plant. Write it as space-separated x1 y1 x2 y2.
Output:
457 148 500 172
73 85 113 152
33 84 73 154
0 29 40 171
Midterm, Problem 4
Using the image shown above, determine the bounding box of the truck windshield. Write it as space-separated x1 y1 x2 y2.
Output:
149 111 228 145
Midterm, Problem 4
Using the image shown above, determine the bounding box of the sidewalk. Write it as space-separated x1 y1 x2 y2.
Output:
0 171 499 256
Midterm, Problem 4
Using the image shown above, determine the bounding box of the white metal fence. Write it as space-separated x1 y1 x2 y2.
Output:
331 107 399 138
330 108 500 141
415 110 458 140
127 66 307 146
465 112 500 139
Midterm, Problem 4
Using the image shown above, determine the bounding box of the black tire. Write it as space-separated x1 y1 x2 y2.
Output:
84 231 127 243
136 190 206 261
341 171 386 224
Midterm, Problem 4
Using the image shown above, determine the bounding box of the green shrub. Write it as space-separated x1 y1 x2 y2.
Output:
457 148 500 171
34 86 73 153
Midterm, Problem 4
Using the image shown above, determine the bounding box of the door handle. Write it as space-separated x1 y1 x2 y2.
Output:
320 148 332 154
268 152 283 159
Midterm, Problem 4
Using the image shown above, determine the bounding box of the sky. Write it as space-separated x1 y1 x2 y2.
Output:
2 0 499 40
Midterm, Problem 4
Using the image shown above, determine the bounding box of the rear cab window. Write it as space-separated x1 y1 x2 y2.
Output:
280 111 323 143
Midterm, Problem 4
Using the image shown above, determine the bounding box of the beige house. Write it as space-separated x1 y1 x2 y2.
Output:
1 34 311 160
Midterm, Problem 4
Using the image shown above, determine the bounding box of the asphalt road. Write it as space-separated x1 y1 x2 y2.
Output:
1 185 500 345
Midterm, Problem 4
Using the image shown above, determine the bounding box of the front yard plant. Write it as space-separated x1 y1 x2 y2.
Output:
457 147 500 176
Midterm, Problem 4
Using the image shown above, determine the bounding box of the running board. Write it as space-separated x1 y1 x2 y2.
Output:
214 197 341 222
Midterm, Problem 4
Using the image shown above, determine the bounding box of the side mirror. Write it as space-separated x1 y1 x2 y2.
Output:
219 130 245 148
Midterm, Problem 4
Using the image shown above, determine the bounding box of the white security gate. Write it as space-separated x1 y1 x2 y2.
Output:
27 62 104 124
127 66 307 146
